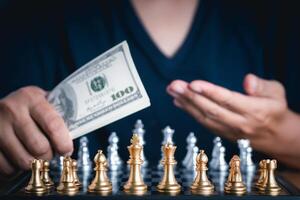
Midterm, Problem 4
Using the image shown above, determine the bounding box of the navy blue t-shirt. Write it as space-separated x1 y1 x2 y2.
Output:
0 0 299 163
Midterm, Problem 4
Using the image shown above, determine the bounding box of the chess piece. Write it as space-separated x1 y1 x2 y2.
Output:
123 134 147 194
88 150 112 194
133 119 148 167
57 156 79 195
77 136 92 171
210 137 228 171
224 155 246 195
190 150 214 195
157 143 181 194
244 147 255 172
255 160 267 189
185 146 199 171
72 160 82 188
50 154 64 171
237 139 251 172
182 132 197 167
41 160 54 190
25 159 47 194
107 132 123 171
258 159 281 195
158 126 175 169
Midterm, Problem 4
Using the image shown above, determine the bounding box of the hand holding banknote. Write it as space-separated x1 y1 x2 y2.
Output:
0 41 150 176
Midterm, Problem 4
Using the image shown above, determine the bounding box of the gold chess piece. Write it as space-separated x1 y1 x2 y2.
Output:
41 160 54 190
224 155 246 195
56 156 79 195
190 150 214 195
258 159 281 195
72 159 82 188
157 143 181 194
25 159 47 194
123 134 148 195
255 160 267 189
88 150 112 194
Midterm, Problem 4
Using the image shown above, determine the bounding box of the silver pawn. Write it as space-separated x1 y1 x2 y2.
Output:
244 147 255 172
77 136 92 172
107 132 123 171
210 137 228 171
133 119 148 167
185 146 199 171
50 154 64 172
217 146 228 171
182 132 197 167
237 139 251 172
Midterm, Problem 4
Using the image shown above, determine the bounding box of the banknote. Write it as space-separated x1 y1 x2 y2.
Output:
47 41 151 139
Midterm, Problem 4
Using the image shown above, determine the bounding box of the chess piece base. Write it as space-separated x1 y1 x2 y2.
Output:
123 183 147 191
88 183 112 193
157 183 181 194
57 183 79 195
25 185 47 194
190 184 214 195
224 182 246 195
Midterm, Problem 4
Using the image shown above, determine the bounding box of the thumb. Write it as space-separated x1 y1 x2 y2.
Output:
243 74 285 99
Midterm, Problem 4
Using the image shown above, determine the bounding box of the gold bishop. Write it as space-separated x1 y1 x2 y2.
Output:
190 150 214 195
88 150 112 194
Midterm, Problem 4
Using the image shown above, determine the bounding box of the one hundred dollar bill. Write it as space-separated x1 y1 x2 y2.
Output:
47 41 151 139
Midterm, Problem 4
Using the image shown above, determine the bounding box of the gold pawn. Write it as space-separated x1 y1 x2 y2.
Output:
157 143 181 194
224 155 246 195
25 159 47 194
56 156 79 195
88 150 112 194
255 160 267 189
123 134 148 195
72 160 82 188
258 159 281 195
41 160 54 190
190 150 214 195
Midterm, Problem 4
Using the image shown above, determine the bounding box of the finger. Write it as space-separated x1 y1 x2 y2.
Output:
0 150 15 176
189 80 253 114
243 74 285 100
0 124 33 170
174 98 237 141
13 112 52 158
169 80 246 129
30 100 73 155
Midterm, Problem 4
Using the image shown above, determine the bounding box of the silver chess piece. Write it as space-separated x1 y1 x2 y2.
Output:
237 139 255 172
77 136 92 172
133 119 148 167
158 126 175 169
210 137 228 172
50 154 64 171
107 132 123 171
182 132 197 167
185 146 199 172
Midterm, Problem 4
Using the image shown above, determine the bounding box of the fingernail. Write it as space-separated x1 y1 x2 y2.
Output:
172 84 185 94
189 84 202 93
250 75 257 93
64 151 73 157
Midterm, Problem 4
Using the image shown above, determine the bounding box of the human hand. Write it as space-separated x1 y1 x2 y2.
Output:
167 74 292 155
0 86 73 176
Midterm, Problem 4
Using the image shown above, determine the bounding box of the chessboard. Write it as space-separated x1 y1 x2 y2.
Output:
1 165 300 200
